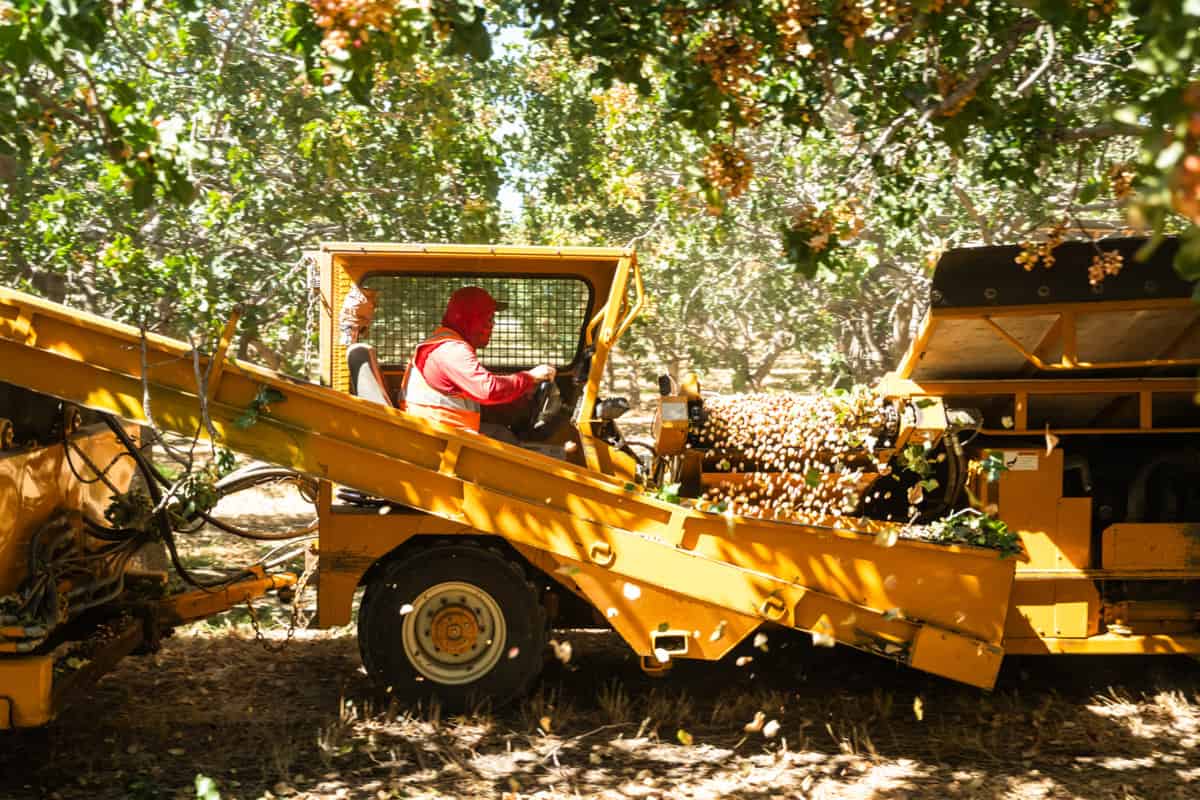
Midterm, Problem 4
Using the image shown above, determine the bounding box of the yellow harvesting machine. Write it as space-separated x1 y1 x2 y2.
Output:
0 237 1196 727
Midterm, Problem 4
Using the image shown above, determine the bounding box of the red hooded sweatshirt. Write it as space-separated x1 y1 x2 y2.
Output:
411 287 534 405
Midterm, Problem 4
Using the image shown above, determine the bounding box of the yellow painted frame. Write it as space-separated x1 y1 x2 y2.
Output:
0 279 1017 690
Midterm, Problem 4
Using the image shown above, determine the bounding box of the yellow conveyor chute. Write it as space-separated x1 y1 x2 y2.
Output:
0 287 1016 689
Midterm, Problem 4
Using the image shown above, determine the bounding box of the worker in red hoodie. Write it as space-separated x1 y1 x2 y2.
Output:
401 286 556 433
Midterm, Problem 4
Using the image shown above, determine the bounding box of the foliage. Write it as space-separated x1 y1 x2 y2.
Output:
513 0 1200 274
104 485 154 531
235 385 287 429
974 450 1011 483
898 444 935 481
648 481 682 504
103 444 235 532
1 0 505 370
5 0 1199 281
496 30 1169 387
2 2 1197 390
922 508 1024 559
194 773 221 800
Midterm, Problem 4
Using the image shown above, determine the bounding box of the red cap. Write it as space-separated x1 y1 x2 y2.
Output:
443 286 505 348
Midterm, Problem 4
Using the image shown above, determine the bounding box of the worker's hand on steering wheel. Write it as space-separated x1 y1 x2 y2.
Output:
528 364 557 383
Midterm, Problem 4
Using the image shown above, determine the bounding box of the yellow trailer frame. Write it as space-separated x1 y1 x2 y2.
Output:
882 260 1200 658
0 245 1017 709
0 424 292 727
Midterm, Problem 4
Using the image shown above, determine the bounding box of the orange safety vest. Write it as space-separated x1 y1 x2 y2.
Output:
401 326 483 432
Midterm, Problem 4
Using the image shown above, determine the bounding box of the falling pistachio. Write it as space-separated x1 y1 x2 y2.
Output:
548 638 572 664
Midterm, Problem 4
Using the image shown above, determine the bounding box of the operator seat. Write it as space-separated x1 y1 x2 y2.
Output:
341 343 400 509
346 343 394 407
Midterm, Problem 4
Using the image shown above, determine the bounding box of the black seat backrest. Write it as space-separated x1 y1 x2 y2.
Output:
346 343 394 407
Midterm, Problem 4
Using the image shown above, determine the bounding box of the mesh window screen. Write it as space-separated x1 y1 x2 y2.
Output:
359 274 592 369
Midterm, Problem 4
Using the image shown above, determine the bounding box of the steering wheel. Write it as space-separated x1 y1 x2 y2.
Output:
526 380 562 435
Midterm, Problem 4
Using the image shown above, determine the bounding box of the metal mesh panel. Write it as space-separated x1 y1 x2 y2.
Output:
359 274 592 369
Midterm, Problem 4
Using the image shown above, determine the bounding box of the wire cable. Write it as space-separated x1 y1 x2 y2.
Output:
102 415 254 590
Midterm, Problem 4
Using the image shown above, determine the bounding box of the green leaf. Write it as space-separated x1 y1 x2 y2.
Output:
194 774 220 800
1175 227 1200 281
1155 141 1185 170
1113 105 1143 125
131 176 155 210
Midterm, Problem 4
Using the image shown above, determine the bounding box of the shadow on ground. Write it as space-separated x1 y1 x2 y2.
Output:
2 625 1199 800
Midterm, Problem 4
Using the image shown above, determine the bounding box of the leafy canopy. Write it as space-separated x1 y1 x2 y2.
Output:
4 0 1199 277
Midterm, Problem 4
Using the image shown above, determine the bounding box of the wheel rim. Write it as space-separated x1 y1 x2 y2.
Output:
401 581 508 685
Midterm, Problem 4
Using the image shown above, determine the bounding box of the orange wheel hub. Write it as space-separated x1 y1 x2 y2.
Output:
430 606 480 655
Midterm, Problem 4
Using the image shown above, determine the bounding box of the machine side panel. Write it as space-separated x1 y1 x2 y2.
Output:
0 425 136 596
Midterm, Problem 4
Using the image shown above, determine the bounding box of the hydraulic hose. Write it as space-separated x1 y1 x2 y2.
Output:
102 414 253 589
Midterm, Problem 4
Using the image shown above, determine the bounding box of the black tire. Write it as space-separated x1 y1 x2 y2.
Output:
358 542 546 709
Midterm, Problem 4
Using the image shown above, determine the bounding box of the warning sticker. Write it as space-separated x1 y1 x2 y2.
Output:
1002 451 1039 471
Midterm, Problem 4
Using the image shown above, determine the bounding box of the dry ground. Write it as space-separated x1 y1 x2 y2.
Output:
3 486 1200 800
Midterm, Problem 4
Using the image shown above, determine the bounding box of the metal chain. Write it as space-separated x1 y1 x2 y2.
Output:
245 544 319 653
300 255 320 381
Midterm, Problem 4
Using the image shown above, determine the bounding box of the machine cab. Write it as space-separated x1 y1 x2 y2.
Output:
313 243 644 479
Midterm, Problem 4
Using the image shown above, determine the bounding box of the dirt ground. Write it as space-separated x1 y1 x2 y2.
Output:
3 486 1200 800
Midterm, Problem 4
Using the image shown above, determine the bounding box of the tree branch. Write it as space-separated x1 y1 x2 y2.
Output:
916 15 1040 129
217 3 257 78
951 183 993 244
1016 24 1055 97
1055 121 1152 141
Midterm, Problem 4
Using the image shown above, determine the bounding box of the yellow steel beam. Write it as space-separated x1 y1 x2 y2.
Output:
1004 633 1200 655
930 297 1196 319
318 242 632 258
0 655 52 728
0 614 145 728
1014 569 1200 581
982 314 1200 371
898 299 1200 378
900 377 1200 396
0 287 1017 689
576 254 637 473
978 427 1200 436
158 569 297 626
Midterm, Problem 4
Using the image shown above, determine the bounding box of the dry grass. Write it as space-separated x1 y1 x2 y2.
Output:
5 628 1200 800
5 486 1200 799
520 684 577 735
639 686 697 737
596 677 634 724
